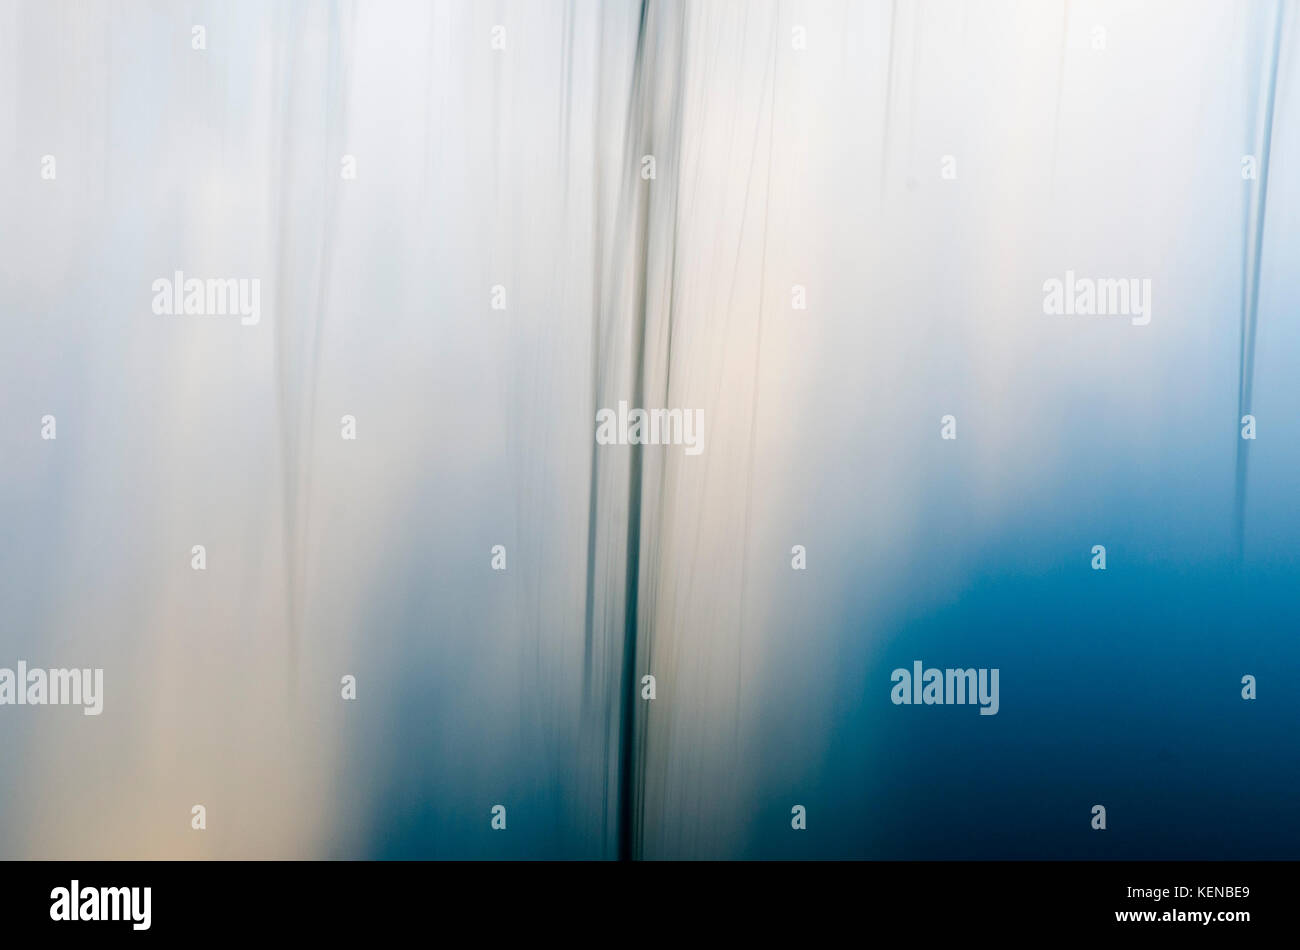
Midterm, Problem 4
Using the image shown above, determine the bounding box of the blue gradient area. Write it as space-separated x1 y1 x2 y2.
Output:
734 558 1300 859
848 565 1300 859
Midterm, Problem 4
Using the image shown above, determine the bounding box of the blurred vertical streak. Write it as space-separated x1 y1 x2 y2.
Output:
577 0 689 859
1235 0 1286 556
271 0 355 689
1049 1 1071 179
880 0 897 201
614 0 652 859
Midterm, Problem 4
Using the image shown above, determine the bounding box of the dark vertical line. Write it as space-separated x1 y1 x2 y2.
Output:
636 0 688 859
617 0 652 864
581 0 611 855
617 427 644 862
